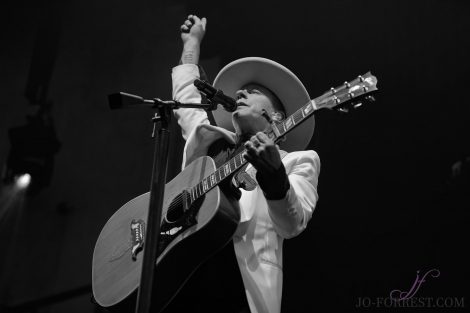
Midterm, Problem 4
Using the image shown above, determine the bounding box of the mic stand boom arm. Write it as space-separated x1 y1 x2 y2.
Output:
108 92 218 111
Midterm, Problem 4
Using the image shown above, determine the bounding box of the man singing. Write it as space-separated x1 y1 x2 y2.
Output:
164 14 320 313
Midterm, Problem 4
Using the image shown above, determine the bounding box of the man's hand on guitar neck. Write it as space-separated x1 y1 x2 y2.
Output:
243 132 290 200
180 14 207 65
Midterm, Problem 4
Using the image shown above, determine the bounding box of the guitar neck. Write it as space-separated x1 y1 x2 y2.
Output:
189 72 378 202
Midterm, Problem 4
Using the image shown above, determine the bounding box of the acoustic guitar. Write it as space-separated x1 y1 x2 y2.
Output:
92 73 378 312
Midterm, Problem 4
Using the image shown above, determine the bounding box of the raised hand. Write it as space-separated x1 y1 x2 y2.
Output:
179 14 207 64
180 14 207 45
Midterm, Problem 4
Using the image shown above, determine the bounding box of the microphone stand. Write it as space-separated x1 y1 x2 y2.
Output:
108 92 217 313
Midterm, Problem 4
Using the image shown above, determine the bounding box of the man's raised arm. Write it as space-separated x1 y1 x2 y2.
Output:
172 14 210 140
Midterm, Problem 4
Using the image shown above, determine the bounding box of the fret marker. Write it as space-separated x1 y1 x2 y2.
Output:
285 117 293 129
237 154 244 166
304 102 313 114
210 174 215 185
271 124 282 137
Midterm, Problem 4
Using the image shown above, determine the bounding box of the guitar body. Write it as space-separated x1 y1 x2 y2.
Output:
92 156 240 312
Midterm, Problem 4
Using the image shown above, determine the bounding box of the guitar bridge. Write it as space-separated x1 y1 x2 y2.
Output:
130 219 145 260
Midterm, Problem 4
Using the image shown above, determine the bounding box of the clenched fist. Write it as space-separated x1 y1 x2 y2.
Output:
180 14 207 45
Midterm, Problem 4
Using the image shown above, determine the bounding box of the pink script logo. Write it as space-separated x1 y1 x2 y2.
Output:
390 269 441 300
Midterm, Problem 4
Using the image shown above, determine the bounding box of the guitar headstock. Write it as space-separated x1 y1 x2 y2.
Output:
315 72 378 113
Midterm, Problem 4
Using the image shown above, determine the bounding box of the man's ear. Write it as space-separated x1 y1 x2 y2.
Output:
271 111 285 122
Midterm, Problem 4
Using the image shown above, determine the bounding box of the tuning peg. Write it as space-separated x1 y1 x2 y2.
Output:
338 107 349 113
353 102 362 108
358 75 364 82
344 81 351 88
365 95 376 102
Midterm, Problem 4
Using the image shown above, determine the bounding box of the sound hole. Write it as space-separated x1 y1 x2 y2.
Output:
157 194 206 255
165 191 189 223
165 194 184 223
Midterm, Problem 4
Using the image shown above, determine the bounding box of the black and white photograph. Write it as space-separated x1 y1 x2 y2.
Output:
0 1 468 312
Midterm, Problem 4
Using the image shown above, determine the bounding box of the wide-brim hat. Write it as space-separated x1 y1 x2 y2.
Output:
212 57 314 152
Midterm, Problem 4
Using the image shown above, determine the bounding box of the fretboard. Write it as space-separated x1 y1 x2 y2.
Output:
188 72 378 201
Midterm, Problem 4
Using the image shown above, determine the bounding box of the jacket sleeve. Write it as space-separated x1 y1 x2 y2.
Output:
171 64 210 140
266 150 320 239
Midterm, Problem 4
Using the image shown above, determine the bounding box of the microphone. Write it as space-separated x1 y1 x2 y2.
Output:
194 79 238 112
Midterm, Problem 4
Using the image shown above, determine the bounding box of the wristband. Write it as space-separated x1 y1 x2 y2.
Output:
256 163 290 200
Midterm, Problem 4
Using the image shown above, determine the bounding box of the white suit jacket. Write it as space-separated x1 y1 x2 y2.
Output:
171 64 320 313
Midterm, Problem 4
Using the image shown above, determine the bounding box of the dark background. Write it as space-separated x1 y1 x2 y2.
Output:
1 0 469 312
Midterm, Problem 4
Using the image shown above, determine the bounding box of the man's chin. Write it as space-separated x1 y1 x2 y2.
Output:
232 110 243 120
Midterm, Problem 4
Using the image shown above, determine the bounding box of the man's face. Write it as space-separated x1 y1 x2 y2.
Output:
232 83 280 135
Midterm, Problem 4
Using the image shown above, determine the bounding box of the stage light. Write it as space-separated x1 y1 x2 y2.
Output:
3 112 61 195
16 174 31 189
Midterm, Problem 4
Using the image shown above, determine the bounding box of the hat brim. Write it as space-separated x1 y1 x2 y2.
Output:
212 57 314 152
